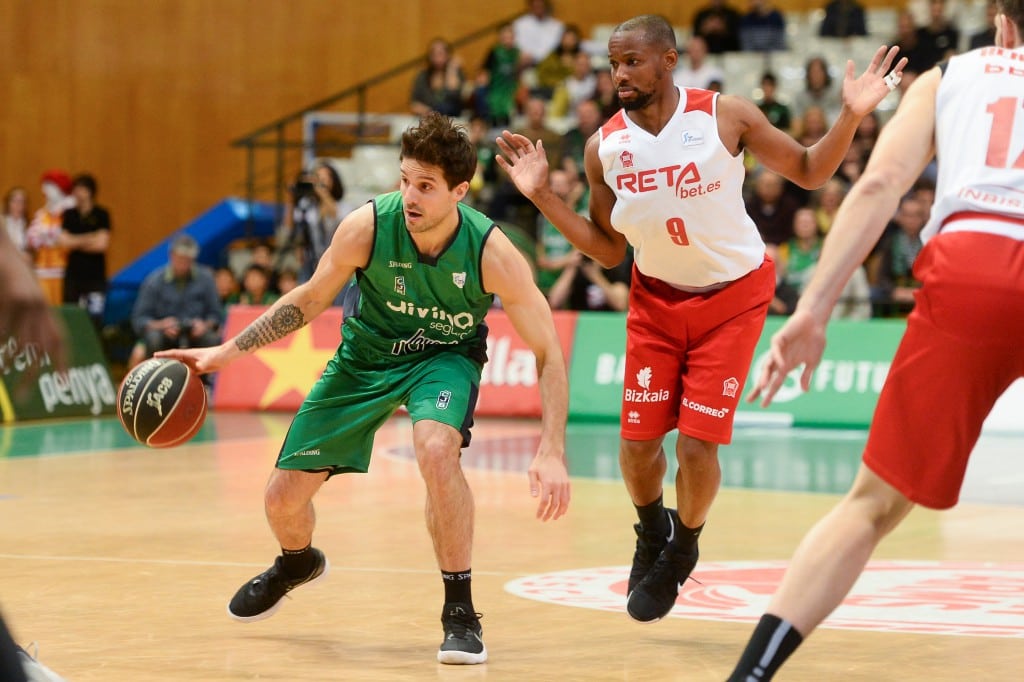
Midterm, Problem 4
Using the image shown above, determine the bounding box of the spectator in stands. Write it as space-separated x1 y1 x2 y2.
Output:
25 169 74 306
792 104 828 147
276 268 298 296
2 186 30 261
490 97 562 230
129 234 223 368
834 138 869 187
475 23 522 127
819 0 868 38
547 249 632 312
853 110 880 157
513 0 565 68
791 56 842 123
692 0 742 54
280 161 349 284
746 168 800 246
516 97 564 169
813 177 848 234
237 264 279 306
867 194 927 317
549 50 597 118
756 72 791 131
249 240 275 271
673 35 726 90
535 168 585 295
969 0 998 49
892 10 933 76
214 265 240 311
466 115 500 210
61 173 111 329
409 38 466 118
827 262 873 320
911 178 936 212
591 69 621 121
765 243 800 315
560 98 603 182
739 0 787 52
777 207 823 295
534 24 582 100
916 0 961 70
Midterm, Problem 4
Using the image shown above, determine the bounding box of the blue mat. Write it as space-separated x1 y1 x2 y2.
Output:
105 198 278 326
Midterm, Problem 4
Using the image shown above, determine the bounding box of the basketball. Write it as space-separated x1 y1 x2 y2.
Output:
117 358 208 448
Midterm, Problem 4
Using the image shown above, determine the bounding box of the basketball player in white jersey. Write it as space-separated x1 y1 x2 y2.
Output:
728 2 1024 678
495 13 905 625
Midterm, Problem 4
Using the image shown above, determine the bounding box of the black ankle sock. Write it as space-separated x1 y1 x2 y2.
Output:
675 519 704 552
442 569 473 606
280 545 316 579
635 495 668 535
727 613 805 681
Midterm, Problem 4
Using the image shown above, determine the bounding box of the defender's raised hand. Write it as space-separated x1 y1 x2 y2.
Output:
495 131 550 200
841 45 908 117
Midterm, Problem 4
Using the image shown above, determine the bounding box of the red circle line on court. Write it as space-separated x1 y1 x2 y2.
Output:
504 561 1024 638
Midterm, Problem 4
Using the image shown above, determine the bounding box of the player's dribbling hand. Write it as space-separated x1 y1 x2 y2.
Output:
528 452 571 521
494 132 550 199
154 344 229 376
746 309 826 407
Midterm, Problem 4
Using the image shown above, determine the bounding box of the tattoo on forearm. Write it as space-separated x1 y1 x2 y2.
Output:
235 305 305 351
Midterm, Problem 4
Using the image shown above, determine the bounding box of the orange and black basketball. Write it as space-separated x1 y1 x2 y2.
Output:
117 358 207 448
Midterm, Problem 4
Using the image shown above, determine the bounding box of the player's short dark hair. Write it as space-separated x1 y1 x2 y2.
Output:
400 111 476 189
612 14 677 52
998 0 1023 30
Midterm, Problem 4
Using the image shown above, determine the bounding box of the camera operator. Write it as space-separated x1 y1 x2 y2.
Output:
281 161 350 283
128 234 224 370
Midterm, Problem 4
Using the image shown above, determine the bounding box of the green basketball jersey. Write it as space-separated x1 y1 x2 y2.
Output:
339 191 495 367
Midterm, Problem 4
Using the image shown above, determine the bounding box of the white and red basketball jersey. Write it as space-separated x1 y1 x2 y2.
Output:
923 46 1024 242
597 87 764 288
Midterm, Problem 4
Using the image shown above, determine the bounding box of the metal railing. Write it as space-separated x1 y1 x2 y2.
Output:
230 14 518 220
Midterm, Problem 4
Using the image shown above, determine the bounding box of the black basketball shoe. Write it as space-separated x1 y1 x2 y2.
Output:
628 507 679 596
626 539 699 623
227 548 329 622
437 602 487 665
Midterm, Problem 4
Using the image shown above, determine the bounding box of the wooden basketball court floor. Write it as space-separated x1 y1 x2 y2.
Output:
2 410 1022 681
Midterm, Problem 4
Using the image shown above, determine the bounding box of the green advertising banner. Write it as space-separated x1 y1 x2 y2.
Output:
0 306 117 422
567 312 629 420
567 314 906 428
748 317 905 426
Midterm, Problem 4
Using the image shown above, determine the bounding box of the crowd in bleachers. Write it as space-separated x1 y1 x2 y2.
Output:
215 0 994 319
4 0 1000 379
386 0 997 316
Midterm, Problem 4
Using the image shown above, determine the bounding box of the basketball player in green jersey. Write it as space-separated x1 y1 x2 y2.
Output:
157 112 571 665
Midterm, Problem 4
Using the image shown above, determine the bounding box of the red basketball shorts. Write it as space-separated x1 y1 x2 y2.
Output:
620 258 775 444
864 231 1024 509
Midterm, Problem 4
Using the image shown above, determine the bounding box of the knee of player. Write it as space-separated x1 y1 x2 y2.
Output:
675 435 719 465
263 478 310 516
414 435 461 480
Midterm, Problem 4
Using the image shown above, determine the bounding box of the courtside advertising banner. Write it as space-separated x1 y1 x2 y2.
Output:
476 310 577 417
0 305 116 422
213 305 345 411
213 306 577 417
567 314 906 428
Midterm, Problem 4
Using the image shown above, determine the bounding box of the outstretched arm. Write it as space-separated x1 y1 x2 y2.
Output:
738 45 907 188
495 131 628 268
748 67 938 406
156 203 375 374
483 228 570 520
